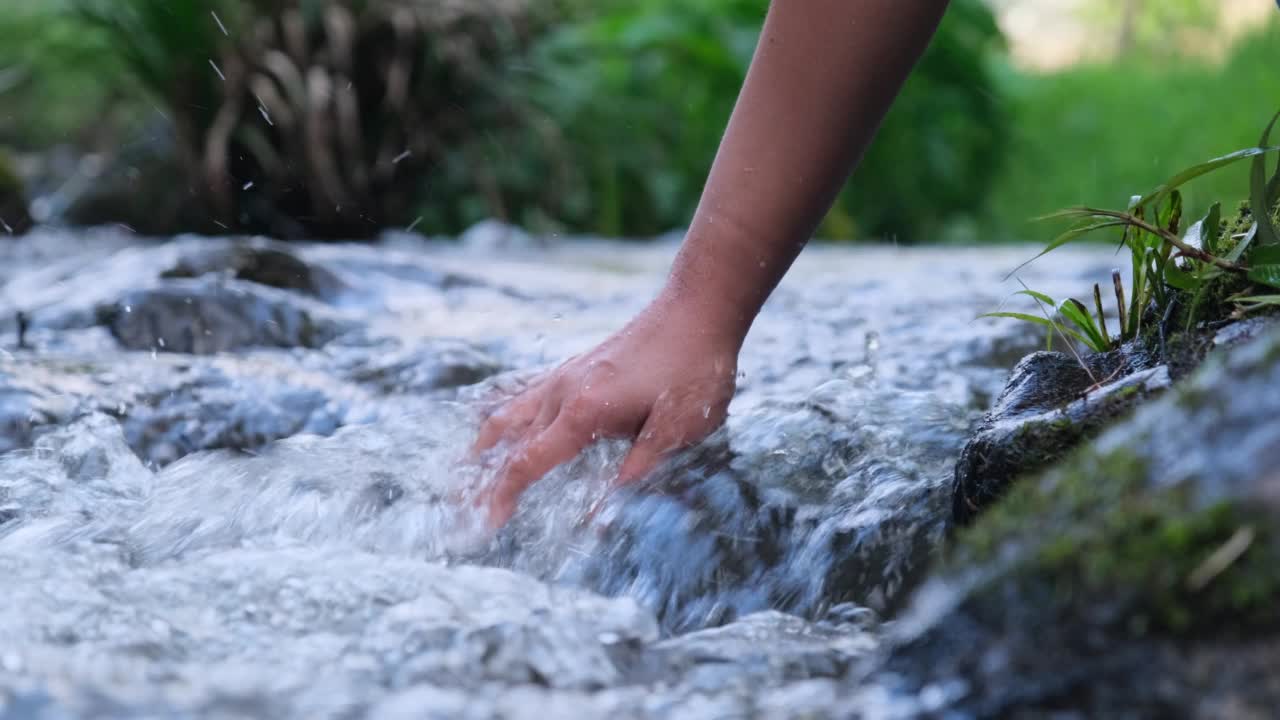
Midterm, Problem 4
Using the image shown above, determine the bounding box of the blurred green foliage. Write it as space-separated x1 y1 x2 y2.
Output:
1 0 1275 244
0 0 1008 241
492 0 1009 241
979 19 1280 242
0 0 134 150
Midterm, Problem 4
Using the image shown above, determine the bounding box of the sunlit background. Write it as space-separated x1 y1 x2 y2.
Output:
0 0 1276 242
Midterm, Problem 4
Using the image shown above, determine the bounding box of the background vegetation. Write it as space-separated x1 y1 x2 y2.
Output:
0 0 1276 242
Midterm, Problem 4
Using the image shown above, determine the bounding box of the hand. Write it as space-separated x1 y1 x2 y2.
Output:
472 294 741 527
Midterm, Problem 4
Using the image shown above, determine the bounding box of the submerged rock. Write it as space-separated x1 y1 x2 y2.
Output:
0 354 360 466
162 239 344 299
336 338 503 394
875 325 1280 717
120 363 349 466
102 277 344 354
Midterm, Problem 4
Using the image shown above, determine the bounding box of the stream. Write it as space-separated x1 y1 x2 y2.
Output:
0 227 1126 718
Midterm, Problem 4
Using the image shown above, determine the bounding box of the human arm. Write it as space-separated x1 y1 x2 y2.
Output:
473 0 951 526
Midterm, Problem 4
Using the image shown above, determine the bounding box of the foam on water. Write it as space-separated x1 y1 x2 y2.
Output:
0 230 1124 717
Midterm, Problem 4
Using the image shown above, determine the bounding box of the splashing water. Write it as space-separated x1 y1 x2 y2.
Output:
0 228 1123 717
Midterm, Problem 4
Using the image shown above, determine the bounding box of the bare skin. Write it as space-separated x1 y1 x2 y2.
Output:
473 0 951 527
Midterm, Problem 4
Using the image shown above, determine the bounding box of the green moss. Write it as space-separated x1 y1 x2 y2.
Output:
954 440 1280 637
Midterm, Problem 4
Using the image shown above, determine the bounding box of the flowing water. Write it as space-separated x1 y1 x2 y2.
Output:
0 228 1123 718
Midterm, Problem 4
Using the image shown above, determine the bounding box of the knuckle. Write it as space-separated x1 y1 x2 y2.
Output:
561 392 601 428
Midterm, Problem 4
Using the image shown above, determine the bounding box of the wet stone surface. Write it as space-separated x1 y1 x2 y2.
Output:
871 324 1280 718
951 343 1168 525
0 229 1205 718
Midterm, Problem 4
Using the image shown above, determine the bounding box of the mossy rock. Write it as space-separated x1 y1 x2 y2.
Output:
0 149 34 235
952 341 1166 525
875 325 1280 716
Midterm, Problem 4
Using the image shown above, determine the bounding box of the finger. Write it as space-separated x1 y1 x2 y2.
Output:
616 412 673 487
485 414 591 528
471 390 543 455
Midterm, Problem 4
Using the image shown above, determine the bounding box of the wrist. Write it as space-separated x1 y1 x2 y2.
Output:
651 276 753 352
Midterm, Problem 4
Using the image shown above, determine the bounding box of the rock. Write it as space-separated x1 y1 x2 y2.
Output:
952 344 1167 525
162 239 343 299
871 325 1280 717
101 277 344 354
0 149 34 236
59 123 215 236
120 364 348 466
336 339 503 394
0 353 357 466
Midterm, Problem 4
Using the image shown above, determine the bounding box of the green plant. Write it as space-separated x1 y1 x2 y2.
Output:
985 108 1280 352
979 20 1280 244
492 0 1009 239
65 0 548 238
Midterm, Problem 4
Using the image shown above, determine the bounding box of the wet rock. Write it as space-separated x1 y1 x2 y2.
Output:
102 277 344 354
162 239 343 299
120 364 348 466
0 149 33 236
874 325 1280 717
337 339 503 393
0 354 357 465
952 344 1167 525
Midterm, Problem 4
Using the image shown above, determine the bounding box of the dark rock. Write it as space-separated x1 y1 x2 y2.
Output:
952 344 1167 525
162 240 343 299
60 125 215 236
101 277 344 354
0 149 34 236
120 364 348 466
874 325 1280 718
0 354 355 465
338 339 503 393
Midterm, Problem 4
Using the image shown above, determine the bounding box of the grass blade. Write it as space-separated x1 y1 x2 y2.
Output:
1092 283 1110 349
978 312 1091 347
1246 264 1280 290
1235 295 1280 311
1137 145 1280 209
1059 298 1108 352
1250 110 1280 247
1015 288 1057 306
1112 269 1128 338
1226 221 1259 263
1005 220 1128 279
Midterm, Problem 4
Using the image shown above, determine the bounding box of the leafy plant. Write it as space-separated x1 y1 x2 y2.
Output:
985 108 1280 353
65 0 549 238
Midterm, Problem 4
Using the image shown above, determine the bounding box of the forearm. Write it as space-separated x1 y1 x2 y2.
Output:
660 0 950 342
